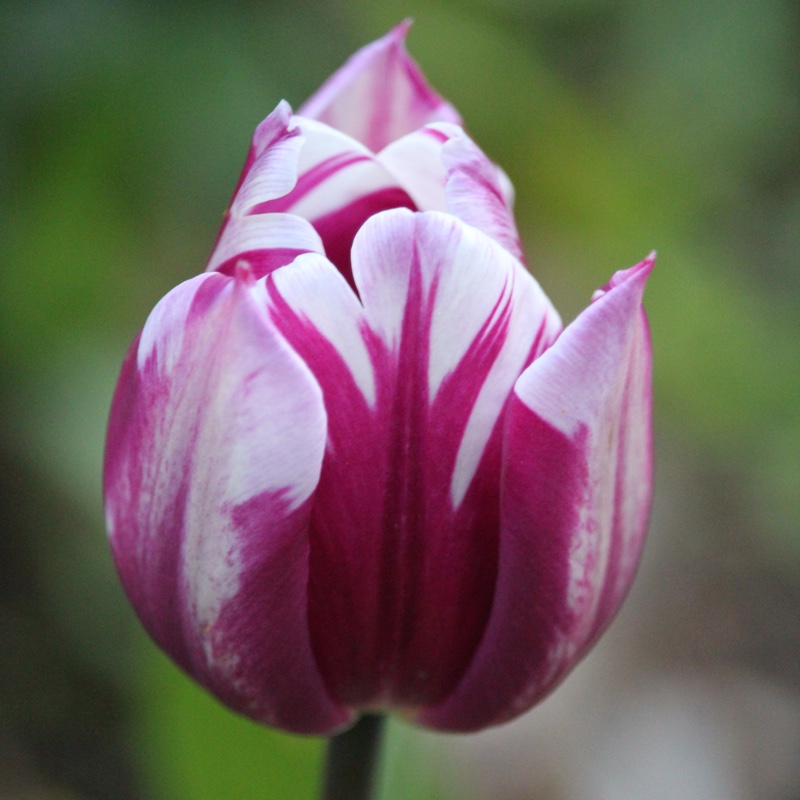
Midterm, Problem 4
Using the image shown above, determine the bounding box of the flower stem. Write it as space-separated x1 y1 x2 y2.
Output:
320 714 386 800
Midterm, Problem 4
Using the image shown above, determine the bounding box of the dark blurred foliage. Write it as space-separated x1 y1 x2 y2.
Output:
1 0 798 798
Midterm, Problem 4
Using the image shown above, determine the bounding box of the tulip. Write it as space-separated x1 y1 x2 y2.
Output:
104 22 653 737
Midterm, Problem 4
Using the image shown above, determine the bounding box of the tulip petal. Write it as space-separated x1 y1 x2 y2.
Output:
299 21 461 153
104 270 350 733
441 132 526 264
419 256 653 731
378 123 525 262
268 209 560 710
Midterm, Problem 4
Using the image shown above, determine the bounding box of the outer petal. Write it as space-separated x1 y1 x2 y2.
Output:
378 123 525 262
420 256 654 731
104 269 350 734
299 21 461 153
207 101 325 278
267 209 560 711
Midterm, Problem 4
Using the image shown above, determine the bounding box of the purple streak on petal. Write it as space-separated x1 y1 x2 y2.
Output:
417 401 585 732
311 187 416 288
105 329 196 670
419 256 653 731
251 151 373 215
422 125 451 144
299 21 461 152
105 274 232 673
205 491 353 733
215 248 308 279
247 120 418 281
267 253 504 709
104 270 349 733
266 269 390 702
367 263 512 707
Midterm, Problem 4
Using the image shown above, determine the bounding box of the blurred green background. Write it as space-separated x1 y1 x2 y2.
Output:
1 0 798 798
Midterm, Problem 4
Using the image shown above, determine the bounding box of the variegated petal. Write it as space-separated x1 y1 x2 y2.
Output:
104 269 350 733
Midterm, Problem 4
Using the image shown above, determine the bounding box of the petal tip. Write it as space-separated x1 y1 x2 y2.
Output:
299 22 461 152
592 253 655 302
389 17 414 41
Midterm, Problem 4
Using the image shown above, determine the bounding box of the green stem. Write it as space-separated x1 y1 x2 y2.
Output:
320 714 386 800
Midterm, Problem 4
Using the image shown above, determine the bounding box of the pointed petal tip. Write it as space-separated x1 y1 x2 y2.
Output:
634 251 656 278
592 252 655 302
359 19 415 57
272 98 294 124
619 252 656 282
246 100 299 166
389 17 414 40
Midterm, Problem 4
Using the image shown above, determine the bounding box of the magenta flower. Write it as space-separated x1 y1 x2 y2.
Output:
104 23 653 736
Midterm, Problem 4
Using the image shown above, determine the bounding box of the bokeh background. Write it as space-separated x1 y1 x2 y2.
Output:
2 0 799 798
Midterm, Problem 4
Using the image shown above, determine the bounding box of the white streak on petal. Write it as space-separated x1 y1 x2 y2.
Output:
268 254 376 407
165 276 325 643
231 117 303 214
137 274 210 375
287 118 409 220
450 260 561 508
423 217 509 397
377 123 462 211
496 165 516 209
350 208 416 352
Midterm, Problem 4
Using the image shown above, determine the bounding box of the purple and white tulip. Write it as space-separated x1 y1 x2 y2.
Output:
104 22 654 735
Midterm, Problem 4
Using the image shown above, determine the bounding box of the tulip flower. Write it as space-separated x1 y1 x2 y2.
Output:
104 22 653 741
